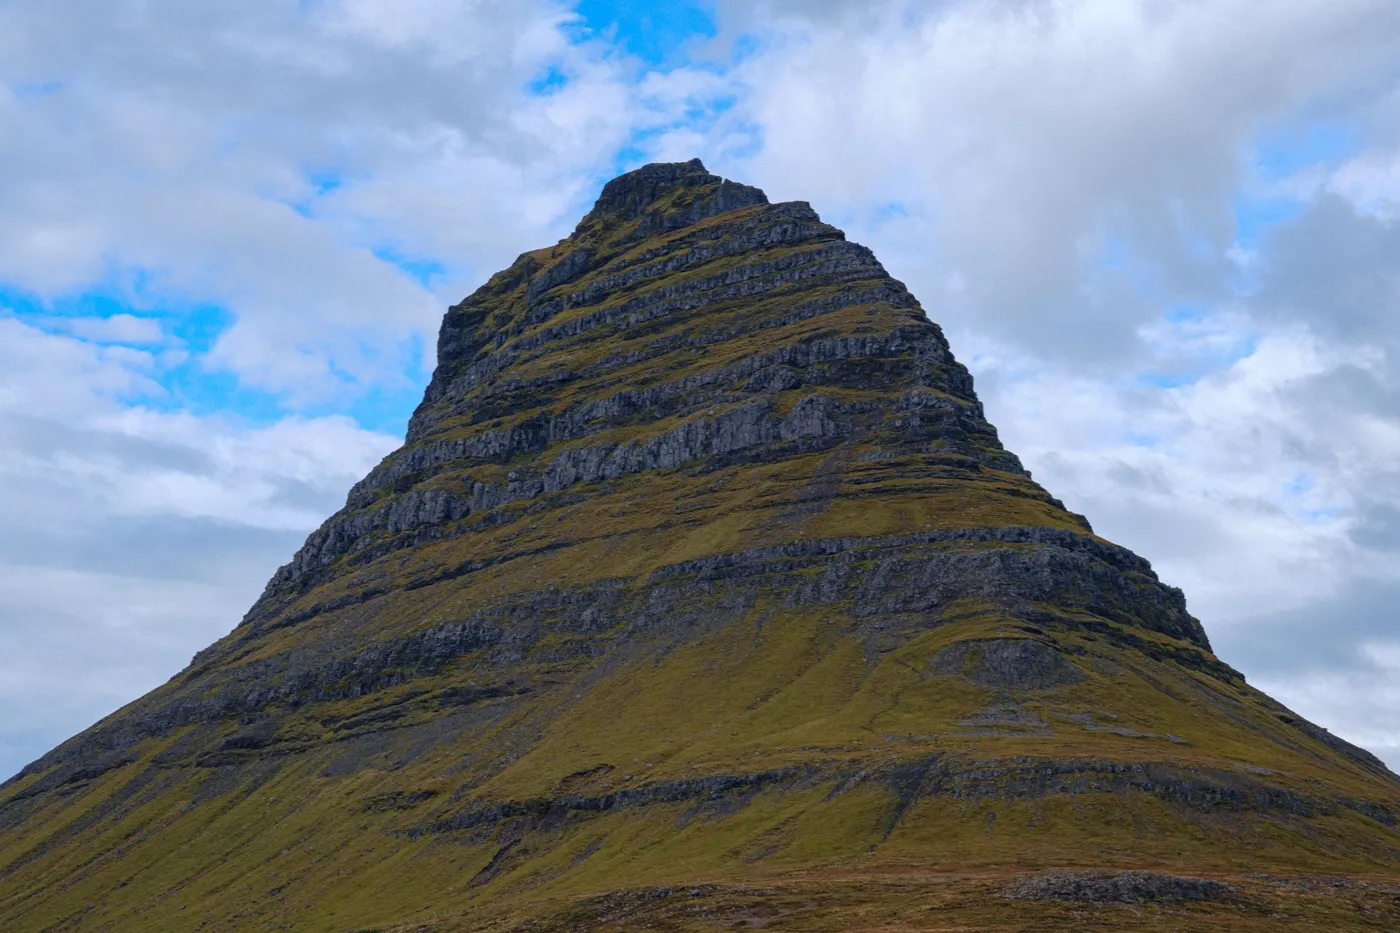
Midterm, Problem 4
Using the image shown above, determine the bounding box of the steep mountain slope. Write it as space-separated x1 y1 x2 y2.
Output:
2 159 1398 932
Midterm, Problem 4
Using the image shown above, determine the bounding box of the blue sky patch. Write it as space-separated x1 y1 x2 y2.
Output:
3 285 148 324
1233 193 1307 252
575 0 717 65
146 322 425 435
1286 471 1316 497
307 171 342 196
164 303 233 355
1135 303 1261 389
339 374 425 436
1251 123 1356 183
1126 430 1162 450
284 169 346 218
1138 372 1192 389
11 80 62 100
528 65 569 96
373 247 448 288
152 363 287 426
2 278 426 434
1233 121 1359 253
872 201 911 223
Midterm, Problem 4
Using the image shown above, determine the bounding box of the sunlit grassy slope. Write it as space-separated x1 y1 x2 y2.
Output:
1 161 1396 932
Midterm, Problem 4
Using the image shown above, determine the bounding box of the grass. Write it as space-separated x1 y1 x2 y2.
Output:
3 600 1399 930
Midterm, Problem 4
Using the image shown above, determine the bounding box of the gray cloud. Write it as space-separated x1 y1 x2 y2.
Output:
0 557 293 777
1257 194 1400 343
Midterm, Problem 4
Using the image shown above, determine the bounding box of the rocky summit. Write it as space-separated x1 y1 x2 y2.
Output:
3 159 1399 932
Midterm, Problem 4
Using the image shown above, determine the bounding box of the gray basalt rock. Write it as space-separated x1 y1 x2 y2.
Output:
930 637 1085 690
1003 870 1236 904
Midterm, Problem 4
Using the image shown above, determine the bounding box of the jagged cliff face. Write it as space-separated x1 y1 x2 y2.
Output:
2 160 1398 933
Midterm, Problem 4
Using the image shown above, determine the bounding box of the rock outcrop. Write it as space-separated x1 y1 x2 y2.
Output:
1 159 1397 933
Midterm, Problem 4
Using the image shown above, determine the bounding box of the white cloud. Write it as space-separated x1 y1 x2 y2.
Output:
699 0 1400 360
0 0 666 402
0 317 399 778
51 313 164 344
1328 152 1400 216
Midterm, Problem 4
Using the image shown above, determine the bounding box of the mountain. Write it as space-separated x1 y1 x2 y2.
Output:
2 159 1398 932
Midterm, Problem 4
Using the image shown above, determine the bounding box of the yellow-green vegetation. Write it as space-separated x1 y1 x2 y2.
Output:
1 160 1396 932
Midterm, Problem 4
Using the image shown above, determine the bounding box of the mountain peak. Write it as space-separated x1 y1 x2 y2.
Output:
574 157 768 233
3 164 1398 932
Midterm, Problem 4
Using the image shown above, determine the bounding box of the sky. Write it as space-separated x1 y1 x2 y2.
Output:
2 0 1400 780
